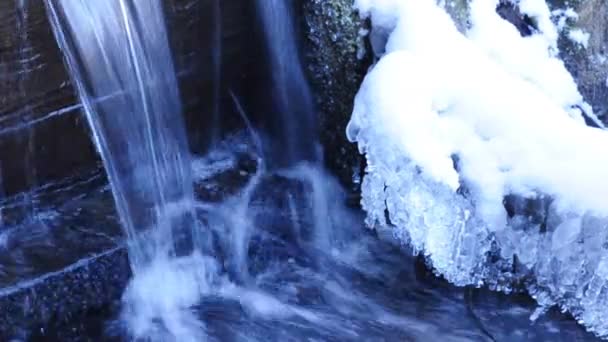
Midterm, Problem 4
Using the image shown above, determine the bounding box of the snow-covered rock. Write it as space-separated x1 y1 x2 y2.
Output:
348 0 608 337
554 0 608 120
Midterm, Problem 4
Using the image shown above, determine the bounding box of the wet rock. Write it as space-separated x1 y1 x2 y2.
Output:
0 247 130 341
0 0 260 196
300 0 372 193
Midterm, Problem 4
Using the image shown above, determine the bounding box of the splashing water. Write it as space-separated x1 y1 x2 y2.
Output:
45 0 200 270
45 0 210 339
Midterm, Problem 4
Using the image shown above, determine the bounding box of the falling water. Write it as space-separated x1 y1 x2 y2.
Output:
224 90 265 283
13 0 38 224
255 0 334 257
255 0 319 166
43 1 214 339
44 0 200 270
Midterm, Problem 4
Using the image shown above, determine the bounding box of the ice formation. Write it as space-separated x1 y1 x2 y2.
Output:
348 0 608 337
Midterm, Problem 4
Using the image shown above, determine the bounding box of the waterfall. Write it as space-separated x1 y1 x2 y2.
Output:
44 0 200 270
256 0 319 167
255 0 333 255
14 0 38 224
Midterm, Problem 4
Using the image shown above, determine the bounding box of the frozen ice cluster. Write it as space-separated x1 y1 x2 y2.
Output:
348 0 608 337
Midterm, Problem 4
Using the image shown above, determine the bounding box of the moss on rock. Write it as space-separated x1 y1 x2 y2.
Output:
300 0 371 194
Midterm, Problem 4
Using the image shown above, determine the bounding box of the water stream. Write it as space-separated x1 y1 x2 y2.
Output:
12 0 38 225
255 0 320 167
45 0 201 269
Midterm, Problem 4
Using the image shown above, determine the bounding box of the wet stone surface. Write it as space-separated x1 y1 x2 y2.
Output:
300 0 371 193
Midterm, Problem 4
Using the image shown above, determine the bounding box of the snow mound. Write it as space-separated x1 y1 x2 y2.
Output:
348 0 608 337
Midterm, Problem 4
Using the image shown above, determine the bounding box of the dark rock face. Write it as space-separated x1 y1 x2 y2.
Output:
0 247 130 341
0 0 98 196
300 0 371 193
551 0 608 122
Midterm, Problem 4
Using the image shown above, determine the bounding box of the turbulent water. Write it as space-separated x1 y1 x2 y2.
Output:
6 135 597 341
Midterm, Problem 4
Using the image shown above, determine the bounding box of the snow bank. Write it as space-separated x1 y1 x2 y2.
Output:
349 0 608 337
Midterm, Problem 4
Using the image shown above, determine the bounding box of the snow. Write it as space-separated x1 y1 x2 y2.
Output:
349 0 608 337
552 7 578 31
468 0 590 119
568 28 590 48
550 6 590 49
517 0 559 50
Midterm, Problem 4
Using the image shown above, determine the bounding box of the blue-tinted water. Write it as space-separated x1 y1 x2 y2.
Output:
255 0 320 167
0 0 593 341
0 134 598 341
45 0 200 269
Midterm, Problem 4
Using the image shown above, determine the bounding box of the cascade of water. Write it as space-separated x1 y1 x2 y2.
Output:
255 0 336 259
230 90 264 158
44 0 200 269
14 0 38 224
255 0 319 166
226 89 264 283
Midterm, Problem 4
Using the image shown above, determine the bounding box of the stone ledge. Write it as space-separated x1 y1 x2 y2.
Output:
0 246 130 340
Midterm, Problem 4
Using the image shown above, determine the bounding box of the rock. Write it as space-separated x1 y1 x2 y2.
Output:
442 0 471 33
300 0 372 193
551 0 608 121
446 0 608 123
0 246 131 340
